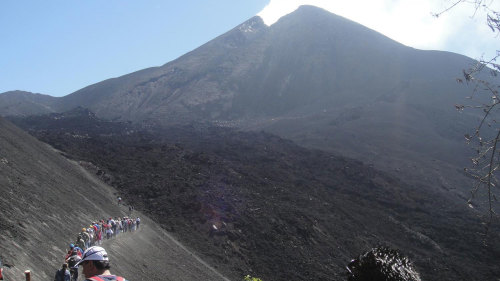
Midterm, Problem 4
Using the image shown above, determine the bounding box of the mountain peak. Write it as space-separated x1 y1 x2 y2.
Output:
295 4 331 12
237 16 266 33
259 4 336 26
274 4 356 27
203 15 267 50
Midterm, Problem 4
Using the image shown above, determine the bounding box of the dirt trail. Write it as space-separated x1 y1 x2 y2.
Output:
99 215 231 281
58 146 231 281
71 155 231 281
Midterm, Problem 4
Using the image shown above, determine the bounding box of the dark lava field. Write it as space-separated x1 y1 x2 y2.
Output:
8 108 500 281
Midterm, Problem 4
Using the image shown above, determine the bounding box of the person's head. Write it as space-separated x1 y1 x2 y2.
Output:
75 246 111 278
62 263 68 269
69 243 74 249
346 247 421 281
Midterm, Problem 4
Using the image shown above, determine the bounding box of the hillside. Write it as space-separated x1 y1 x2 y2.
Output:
0 117 229 281
8 109 500 281
0 91 58 116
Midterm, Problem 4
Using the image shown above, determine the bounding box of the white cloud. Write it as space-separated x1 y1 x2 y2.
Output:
258 0 500 60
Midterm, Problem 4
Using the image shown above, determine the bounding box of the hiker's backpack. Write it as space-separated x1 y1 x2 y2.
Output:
67 255 81 268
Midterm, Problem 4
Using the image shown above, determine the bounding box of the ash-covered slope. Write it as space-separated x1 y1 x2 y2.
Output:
9 110 500 281
0 117 229 281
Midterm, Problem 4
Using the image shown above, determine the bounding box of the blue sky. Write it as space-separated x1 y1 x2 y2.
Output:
1 0 498 97
1 0 268 97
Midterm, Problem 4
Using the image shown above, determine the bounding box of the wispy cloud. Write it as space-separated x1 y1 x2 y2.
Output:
258 0 499 59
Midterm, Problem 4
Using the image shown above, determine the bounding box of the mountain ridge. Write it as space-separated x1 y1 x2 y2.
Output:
0 6 476 119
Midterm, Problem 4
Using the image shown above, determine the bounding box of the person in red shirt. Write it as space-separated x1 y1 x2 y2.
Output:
65 244 83 260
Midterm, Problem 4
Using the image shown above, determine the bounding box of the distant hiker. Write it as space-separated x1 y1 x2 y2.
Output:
92 223 102 245
105 227 113 239
87 226 95 247
117 218 123 235
127 219 134 232
122 218 128 233
54 263 71 281
130 219 136 232
128 205 133 216
117 196 122 205
80 228 91 249
346 247 421 281
75 246 129 281
76 235 86 250
66 244 83 260
94 224 102 245
135 217 140 230
110 218 117 237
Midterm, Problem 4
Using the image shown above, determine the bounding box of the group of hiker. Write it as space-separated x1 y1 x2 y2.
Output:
73 216 141 250
55 216 140 281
